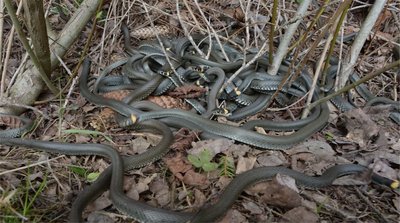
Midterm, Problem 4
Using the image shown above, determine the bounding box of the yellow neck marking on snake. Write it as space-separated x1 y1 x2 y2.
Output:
391 180 399 189
130 114 137 124
235 88 241 96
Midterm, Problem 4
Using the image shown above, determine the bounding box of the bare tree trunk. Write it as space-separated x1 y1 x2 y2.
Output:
22 0 51 76
0 0 101 115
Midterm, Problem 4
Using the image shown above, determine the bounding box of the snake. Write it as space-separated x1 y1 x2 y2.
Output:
0 32 399 223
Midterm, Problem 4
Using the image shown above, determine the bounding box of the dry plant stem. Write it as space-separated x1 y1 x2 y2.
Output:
69 0 104 79
219 39 270 94
144 4 244 52
142 2 179 78
267 0 312 76
0 0 22 97
3 0 58 95
239 0 252 49
0 155 64 176
0 0 4 94
52 52 75 109
322 2 350 85
269 0 279 65
302 26 335 118
91 0 135 54
354 188 390 223
193 0 230 62
22 0 52 76
30 0 103 104
285 0 330 85
6 54 28 94
340 0 388 88
0 100 49 118
265 0 347 112
289 0 332 52
177 0 206 57
98 0 115 65
308 59 400 111
253 1 265 45
182 0 202 32
293 0 352 79
363 1 391 57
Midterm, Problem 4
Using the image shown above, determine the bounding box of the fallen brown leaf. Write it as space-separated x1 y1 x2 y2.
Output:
182 169 209 186
280 206 318 223
164 153 193 180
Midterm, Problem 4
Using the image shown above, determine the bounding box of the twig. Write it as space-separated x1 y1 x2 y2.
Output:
1 1 23 97
0 155 65 176
0 0 4 94
177 0 206 57
239 0 252 49
182 0 202 31
302 28 334 118
33 0 104 105
193 0 230 62
52 51 76 109
269 0 279 65
0 101 49 119
5 54 28 95
354 187 390 223
340 0 388 88
219 39 270 94
90 0 136 54
308 59 400 111
3 0 59 95
303 3 351 118
98 0 115 65
141 2 180 77
267 0 312 75
142 4 245 52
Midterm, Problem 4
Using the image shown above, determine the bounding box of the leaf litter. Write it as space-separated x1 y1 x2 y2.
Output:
0 1 399 223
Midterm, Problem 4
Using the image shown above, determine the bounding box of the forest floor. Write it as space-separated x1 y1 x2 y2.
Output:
0 1 399 223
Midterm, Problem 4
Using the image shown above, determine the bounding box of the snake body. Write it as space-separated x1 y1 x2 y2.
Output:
0 30 398 223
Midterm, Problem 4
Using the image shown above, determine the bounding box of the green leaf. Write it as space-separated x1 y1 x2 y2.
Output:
86 172 100 182
188 154 202 168
218 156 235 177
325 132 334 141
202 162 218 172
199 149 213 163
68 166 87 177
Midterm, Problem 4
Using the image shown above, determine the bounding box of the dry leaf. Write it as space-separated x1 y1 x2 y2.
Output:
171 128 200 151
87 194 112 212
246 177 301 208
218 209 248 223
164 153 193 180
257 151 288 167
280 207 318 223
149 178 170 206
189 138 234 157
242 201 263 215
128 137 151 155
337 108 380 147
235 156 256 174
192 188 207 208
393 196 400 211
87 212 114 223
182 169 209 186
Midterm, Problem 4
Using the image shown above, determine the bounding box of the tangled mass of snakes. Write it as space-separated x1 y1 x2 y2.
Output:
1 26 399 222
